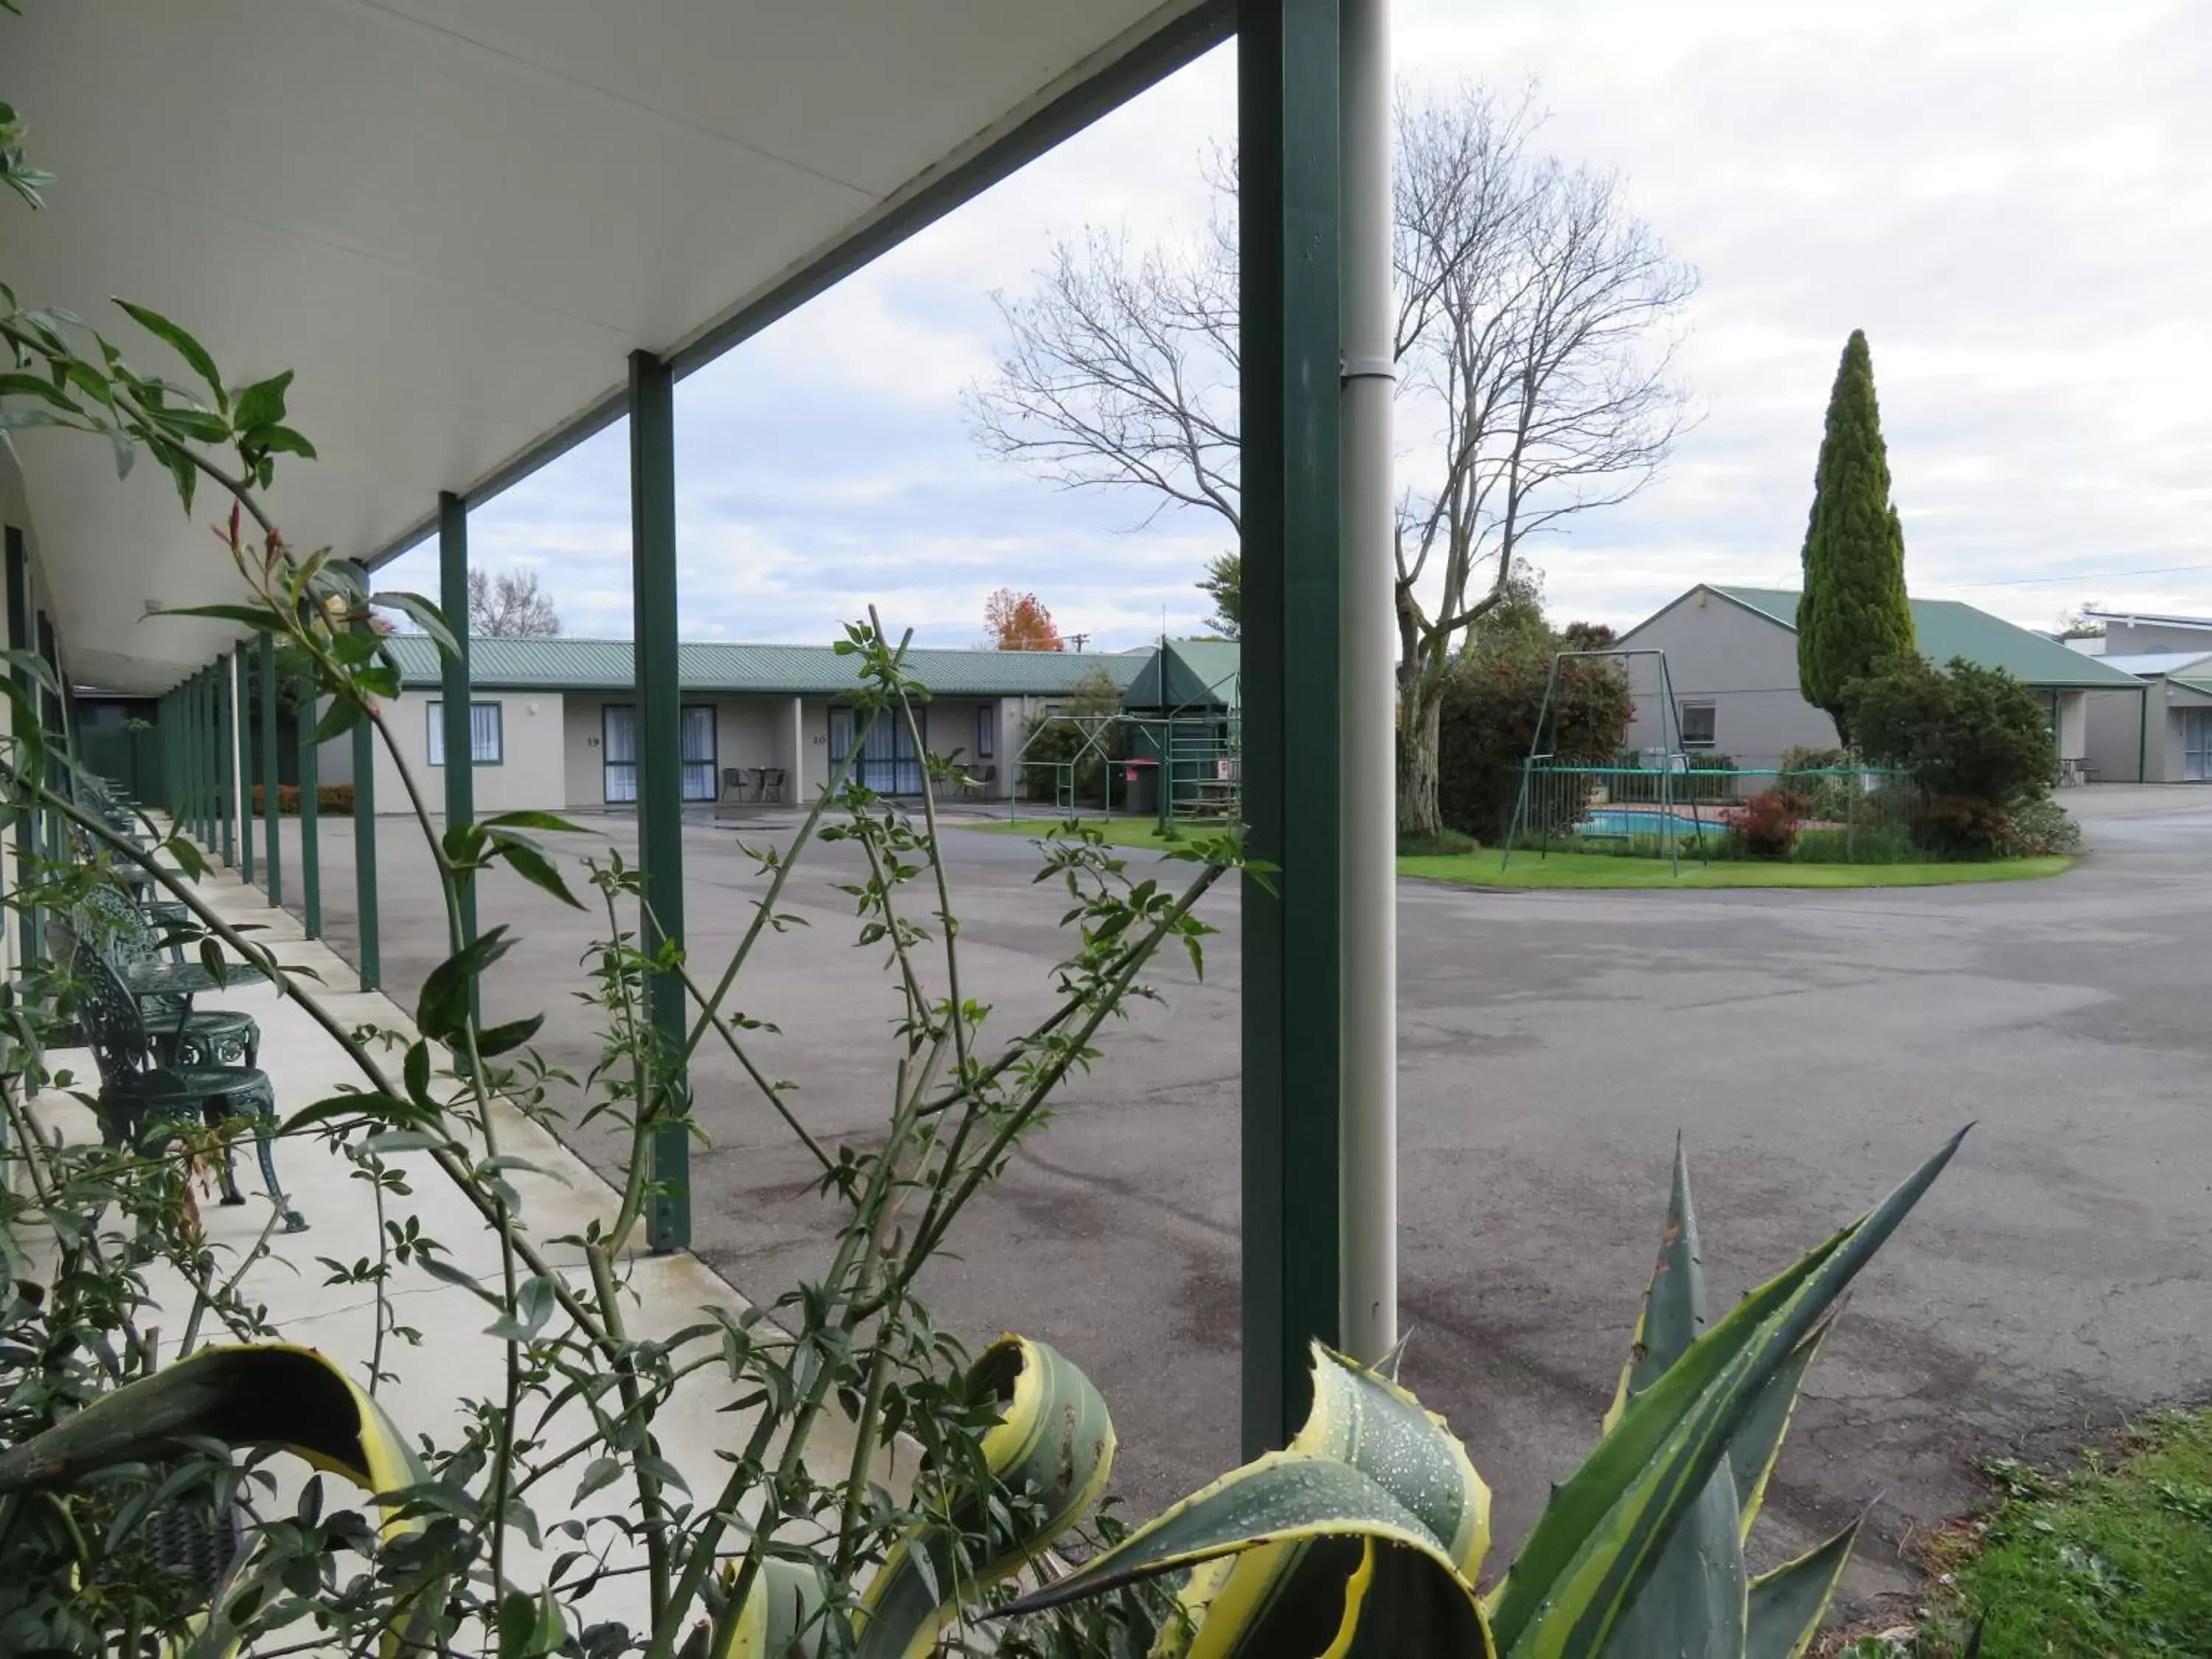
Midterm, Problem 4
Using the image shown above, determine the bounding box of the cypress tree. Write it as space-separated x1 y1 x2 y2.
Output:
1798 329 1913 742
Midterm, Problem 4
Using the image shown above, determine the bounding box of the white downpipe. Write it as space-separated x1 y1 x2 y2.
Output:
1338 0 1397 1366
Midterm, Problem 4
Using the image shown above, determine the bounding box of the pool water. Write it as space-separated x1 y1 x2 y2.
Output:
1576 808 1717 838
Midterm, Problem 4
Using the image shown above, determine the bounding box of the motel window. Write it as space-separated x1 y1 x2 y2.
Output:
1678 701 1717 749
975 705 995 760
427 700 503 765
679 705 717 801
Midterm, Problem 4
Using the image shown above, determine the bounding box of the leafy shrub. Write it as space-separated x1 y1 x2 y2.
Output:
1436 639 1632 841
1776 745 1859 820
1722 790 1800 858
1611 753 1736 803
1844 655 2056 808
1796 823 1916 864
1916 794 2014 858
1020 666 1125 804
2003 794 2082 856
248 782 354 814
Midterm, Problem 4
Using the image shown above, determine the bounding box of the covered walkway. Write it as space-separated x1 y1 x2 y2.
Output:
4 0 1394 1475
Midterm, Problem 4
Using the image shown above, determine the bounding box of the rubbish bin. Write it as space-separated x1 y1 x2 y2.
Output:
1120 758 1159 815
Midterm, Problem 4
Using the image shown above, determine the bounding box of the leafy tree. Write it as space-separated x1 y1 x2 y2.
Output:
1798 330 1912 741
1198 551 1241 639
1437 629 1632 844
968 84 1695 841
985 587 1064 652
1844 654 2056 808
465 566 560 636
1560 620 1618 651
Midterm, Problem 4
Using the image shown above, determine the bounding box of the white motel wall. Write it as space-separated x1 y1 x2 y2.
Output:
324 688 1029 813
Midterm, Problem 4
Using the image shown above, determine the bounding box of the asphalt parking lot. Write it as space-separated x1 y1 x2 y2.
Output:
276 784 2212 1601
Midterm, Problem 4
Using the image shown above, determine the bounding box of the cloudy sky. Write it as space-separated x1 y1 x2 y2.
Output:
382 0 2212 651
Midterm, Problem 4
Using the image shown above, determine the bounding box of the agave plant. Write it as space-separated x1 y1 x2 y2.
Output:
0 1136 1955 1658
1004 1131 1961 1659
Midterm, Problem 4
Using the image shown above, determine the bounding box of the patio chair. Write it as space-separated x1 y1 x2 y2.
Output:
72 945 304 1233
758 767 786 804
75 885 260 1068
720 766 752 803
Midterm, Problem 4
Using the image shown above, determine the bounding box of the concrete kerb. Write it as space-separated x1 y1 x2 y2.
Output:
21 842 905 1624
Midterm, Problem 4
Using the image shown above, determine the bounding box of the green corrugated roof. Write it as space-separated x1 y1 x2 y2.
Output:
1709 586 2144 689
382 634 1150 698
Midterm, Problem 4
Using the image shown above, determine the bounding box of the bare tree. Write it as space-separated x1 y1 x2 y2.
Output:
467 566 562 638
966 84 1697 839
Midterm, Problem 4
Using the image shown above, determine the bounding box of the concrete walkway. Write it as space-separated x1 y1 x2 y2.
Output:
24 849 882 1626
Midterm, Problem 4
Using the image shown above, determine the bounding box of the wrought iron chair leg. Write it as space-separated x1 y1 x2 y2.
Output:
248 1104 307 1234
203 1102 248 1205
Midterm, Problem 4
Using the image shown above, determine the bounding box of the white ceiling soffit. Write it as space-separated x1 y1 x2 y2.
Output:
5 0 1220 693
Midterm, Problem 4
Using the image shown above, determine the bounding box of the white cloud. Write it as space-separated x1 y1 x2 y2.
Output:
405 2 2212 652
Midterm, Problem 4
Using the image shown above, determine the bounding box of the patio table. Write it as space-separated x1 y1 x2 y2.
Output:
123 958 268 1055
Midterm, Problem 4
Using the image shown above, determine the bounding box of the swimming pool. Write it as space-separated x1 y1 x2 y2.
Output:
1576 807 1717 839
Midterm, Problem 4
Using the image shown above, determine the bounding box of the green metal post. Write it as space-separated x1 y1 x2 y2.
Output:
187 674 200 842
630 349 691 1252
216 654 236 866
1238 0 1342 1458
6 528 39 966
298 669 320 936
200 669 215 848
2139 683 2151 783
352 652 380 991
259 630 281 905
236 653 254 883
38 613 64 894
438 492 477 953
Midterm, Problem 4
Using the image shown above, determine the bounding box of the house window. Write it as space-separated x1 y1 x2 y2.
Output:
830 704 925 794
680 705 717 801
1677 701 1717 749
975 705 995 760
426 700 502 765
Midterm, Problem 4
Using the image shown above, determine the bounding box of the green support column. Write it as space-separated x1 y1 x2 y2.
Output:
235 654 254 883
351 633 380 991
629 349 691 1252
37 615 65 894
6 528 39 966
298 669 320 936
1238 0 1343 1458
437 492 478 953
216 654 236 866
259 630 281 905
184 672 199 844
200 669 215 848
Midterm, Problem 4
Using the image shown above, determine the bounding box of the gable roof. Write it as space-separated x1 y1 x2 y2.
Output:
1122 639 1242 709
1703 586 2144 689
380 635 1150 698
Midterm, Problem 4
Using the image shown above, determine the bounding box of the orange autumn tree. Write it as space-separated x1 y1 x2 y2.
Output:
985 587 1064 651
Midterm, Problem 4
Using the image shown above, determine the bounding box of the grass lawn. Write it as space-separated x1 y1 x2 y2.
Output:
1906 1410 2212 1658
953 820 2074 888
951 815 1189 849
1402 850 2073 890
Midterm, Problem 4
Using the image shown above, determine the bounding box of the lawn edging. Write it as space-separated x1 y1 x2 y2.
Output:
948 818 2078 891
1401 850 2075 891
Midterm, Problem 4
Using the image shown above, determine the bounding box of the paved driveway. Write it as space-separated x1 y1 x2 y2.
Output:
282 785 2212 1601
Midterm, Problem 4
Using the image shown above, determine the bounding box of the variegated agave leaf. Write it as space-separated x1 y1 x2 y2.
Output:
843 1335 1116 1659
1489 1132 1961 1659
1011 1345 1494 1659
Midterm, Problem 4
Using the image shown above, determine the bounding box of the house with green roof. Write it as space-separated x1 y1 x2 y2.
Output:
1613 584 2145 772
327 635 1228 813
